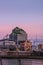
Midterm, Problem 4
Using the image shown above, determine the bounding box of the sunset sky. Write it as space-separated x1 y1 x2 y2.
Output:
0 0 43 39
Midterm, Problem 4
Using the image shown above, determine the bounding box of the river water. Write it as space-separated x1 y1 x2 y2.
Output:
0 59 43 65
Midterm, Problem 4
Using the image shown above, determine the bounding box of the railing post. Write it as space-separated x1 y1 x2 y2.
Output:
0 58 2 65
18 59 21 65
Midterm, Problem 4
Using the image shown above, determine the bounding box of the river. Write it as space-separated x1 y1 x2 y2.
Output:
0 59 43 65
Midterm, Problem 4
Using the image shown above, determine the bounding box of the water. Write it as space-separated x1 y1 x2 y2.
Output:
0 59 43 65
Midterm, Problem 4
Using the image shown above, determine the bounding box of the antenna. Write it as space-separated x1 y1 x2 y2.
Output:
35 33 38 45
36 33 37 42
34 33 37 46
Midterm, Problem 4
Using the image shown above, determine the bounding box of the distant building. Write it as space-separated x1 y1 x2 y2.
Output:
0 27 32 51
38 43 43 51
9 27 27 44
32 45 38 51
20 41 32 51
0 39 16 51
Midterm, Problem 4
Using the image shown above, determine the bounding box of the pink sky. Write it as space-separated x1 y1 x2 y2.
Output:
0 22 43 39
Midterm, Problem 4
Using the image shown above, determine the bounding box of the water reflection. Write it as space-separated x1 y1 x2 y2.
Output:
0 59 43 65
2 59 19 65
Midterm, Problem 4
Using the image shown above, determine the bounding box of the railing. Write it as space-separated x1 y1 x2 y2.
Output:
0 51 31 58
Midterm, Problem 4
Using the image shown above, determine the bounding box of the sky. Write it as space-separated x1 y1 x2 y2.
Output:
0 0 43 39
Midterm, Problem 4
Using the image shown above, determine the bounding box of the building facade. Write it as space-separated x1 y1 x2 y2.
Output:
38 43 43 51
20 41 32 51
0 39 16 51
9 27 27 44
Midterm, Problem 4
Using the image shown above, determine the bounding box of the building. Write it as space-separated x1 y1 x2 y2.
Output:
32 45 38 51
20 41 32 51
0 39 16 51
0 27 32 51
9 27 27 45
38 43 43 51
